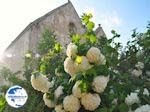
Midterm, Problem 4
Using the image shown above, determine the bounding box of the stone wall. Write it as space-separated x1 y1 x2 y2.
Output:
28 2 85 53
3 2 84 73
3 29 31 73
2 1 105 75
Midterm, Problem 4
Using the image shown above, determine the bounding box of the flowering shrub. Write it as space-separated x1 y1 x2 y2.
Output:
29 14 150 112
0 14 149 112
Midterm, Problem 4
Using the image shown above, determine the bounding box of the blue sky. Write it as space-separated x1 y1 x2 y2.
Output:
72 0 150 45
0 0 150 56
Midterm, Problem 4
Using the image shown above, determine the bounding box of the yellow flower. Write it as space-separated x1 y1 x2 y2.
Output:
76 56 92 72
75 56 82 64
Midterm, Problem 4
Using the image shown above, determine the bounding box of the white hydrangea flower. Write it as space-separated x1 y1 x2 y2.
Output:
112 98 118 105
135 89 140 93
92 76 109 93
64 57 78 76
143 88 149 96
43 93 55 108
131 69 142 77
76 56 92 72
125 92 140 106
31 74 50 93
63 95 80 112
81 93 101 111
72 81 85 98
66 43 78 58
55 104 65 112
86 47 106 65
146 71 150 76
134 104 150 112
135 62 144 69
54 86 64 99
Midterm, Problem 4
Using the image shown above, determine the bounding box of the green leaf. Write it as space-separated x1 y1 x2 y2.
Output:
77 43 90 56
74 73 83 81
118 103 129 112
38 29 56 54
40 64 46 74
95 107 108 112
72 34 80 43
87 21 95 31
54 43 62 52
111 30 116 34
131 103 139 110
82 13 90 24
86 68 97 76
79 80 89 92
89 35 97 43
94 65 109 76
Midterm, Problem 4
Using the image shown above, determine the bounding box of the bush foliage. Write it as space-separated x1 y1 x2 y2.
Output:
0 14 149 112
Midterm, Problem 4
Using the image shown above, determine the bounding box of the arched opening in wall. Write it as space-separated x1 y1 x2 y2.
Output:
68 22 77 34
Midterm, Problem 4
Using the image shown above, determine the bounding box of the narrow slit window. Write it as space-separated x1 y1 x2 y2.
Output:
69 22 77 34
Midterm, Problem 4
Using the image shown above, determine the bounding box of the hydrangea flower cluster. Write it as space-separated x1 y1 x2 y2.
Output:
125 89 150 112
21 13 149 112
64 43 106 77
131 62 144 77
31 73 50 93
125 92 140 106
64 43 92 76
63 43 108 111
134 104 150 112
30 42 109 112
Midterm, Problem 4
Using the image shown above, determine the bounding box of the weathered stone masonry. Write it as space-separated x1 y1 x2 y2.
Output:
2 1 105 74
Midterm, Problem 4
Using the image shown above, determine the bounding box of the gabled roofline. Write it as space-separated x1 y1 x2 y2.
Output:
95 24 106 37
5 1 72 52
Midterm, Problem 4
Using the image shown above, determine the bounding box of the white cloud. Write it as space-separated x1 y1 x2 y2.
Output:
84 7 96 16
81 7 123 34
99 11 123 27
109 15 122 26
96 11 123 38
80 9 124 43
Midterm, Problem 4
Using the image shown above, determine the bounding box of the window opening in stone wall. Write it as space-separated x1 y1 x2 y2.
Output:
69 22 77 34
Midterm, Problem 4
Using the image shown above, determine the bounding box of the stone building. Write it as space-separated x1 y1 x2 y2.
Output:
2 1 105 73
